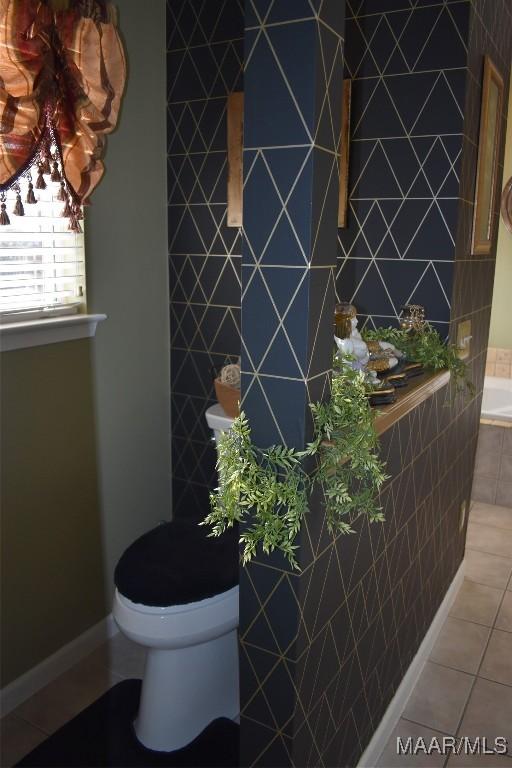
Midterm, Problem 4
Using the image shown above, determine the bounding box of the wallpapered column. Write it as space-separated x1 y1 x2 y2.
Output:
239 1 345 766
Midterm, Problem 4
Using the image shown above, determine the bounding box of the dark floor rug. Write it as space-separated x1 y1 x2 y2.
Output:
16 679 239 768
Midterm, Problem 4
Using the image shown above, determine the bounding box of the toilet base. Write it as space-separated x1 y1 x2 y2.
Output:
134 628 239 752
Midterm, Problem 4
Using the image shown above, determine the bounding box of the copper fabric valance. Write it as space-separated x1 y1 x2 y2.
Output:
0 0 126 225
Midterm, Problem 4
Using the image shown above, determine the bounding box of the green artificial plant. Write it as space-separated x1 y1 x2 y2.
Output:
203 355 387 569
204 321 472 568
362 322 474 397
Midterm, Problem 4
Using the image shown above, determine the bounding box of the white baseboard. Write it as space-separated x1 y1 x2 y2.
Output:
358 559 465 767
0 614 119 717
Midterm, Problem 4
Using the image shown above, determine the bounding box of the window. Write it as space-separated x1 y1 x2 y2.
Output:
0 160 86 324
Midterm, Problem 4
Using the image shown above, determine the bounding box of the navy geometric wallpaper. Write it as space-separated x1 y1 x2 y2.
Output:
337 0 471 334
167 0 244 520
165 2 511 767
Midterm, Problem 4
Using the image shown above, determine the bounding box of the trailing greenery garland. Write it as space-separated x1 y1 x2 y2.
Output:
202 356 387 569
203 322 473 568
362 322 474 397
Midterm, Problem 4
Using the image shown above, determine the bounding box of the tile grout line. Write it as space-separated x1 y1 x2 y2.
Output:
468 516 512 534
466 540 512 562
446 606 511 634
388 515 512 766
399 715 451 737
4 711 52 738
448 575 512 761
379 519 512 764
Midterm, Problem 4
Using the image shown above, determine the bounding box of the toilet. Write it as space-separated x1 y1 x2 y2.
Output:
112 404 236 753
205 402 235 442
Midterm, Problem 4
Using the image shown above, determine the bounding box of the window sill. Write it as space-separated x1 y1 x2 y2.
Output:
0 313 107 352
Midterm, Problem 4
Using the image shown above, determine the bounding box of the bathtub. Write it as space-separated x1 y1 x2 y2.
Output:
481 376 512 423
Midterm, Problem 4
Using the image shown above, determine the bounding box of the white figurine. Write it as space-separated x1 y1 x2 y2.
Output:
349 315 370 366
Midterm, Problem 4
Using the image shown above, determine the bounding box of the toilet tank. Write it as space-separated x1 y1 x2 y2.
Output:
205 404 235 444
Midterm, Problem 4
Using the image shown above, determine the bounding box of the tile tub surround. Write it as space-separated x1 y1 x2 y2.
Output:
486 348 512 379
374 501 512 766
472 424 512 507
167 0 244 520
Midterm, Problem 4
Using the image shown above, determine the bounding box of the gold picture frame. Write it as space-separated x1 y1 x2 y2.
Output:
338 79 352 228
227 91 244 228
471 56 504 255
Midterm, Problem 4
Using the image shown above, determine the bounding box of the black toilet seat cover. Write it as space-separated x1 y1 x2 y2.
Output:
114 520 239 607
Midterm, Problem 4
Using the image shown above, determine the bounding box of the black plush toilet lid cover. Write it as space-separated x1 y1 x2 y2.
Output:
114 520 239 607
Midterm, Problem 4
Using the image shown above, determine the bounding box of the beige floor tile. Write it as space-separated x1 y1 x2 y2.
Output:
87 631 146 679
495 483 512 509
430 617 490 675
465 549 512 590
496 592 512 632
0 714 47 768
465 524 512 560
12 654 122 735
376 719 448 768
500 457 512 485
470 504 512 532
474 453 501 480
472 477 498 505
450 581 503 627
477 427 504 456
458 678 512 756
402 662 474 735
479 630 512 686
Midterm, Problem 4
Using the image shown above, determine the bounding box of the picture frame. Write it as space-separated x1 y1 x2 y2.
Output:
227 91 244 228
338 79 352 228
471 56 504 255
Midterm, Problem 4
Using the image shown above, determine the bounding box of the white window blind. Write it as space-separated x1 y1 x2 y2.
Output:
0 178 86 323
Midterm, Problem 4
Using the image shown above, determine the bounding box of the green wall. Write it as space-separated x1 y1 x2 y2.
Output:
1 342 106 686
0 0 170 688
489 73 512 350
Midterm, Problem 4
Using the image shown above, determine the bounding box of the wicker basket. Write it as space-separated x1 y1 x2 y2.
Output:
214 377 240 418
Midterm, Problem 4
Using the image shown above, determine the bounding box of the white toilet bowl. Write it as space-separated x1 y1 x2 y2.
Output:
113 585 239 752
112 404 237 753
205 402 235 443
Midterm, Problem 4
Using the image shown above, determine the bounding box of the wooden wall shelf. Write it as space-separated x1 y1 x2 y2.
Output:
374 369 451 436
